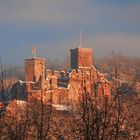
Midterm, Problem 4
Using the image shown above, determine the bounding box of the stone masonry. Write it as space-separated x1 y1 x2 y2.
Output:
70 47 93 69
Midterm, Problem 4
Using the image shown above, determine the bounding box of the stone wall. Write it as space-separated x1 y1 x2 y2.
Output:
70 47 93 69
68 66 111 102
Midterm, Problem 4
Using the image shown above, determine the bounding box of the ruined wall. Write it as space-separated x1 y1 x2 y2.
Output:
45 69 60 90
68 69 82 102
68 66 111 102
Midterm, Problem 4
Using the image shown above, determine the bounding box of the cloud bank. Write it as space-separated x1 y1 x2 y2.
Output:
0 0 140 64
0 0 140 26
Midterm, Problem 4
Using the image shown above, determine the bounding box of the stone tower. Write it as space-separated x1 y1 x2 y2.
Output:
25 58 45 82
70 32 93 69
70 47 93 69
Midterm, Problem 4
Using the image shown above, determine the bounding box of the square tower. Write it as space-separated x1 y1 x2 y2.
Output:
70 47 93 69
25 58 45 82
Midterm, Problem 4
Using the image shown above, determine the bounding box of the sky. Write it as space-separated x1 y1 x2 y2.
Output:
0 0 140 65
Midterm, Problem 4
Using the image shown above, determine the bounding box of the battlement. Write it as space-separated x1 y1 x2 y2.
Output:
45 69 69 89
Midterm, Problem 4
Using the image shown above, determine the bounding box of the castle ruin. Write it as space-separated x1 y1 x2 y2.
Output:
23 46 111 106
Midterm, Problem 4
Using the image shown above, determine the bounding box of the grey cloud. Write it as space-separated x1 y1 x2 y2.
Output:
91 34 140 58
112 5 140 23
0 0 95 25
0 0 140 25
